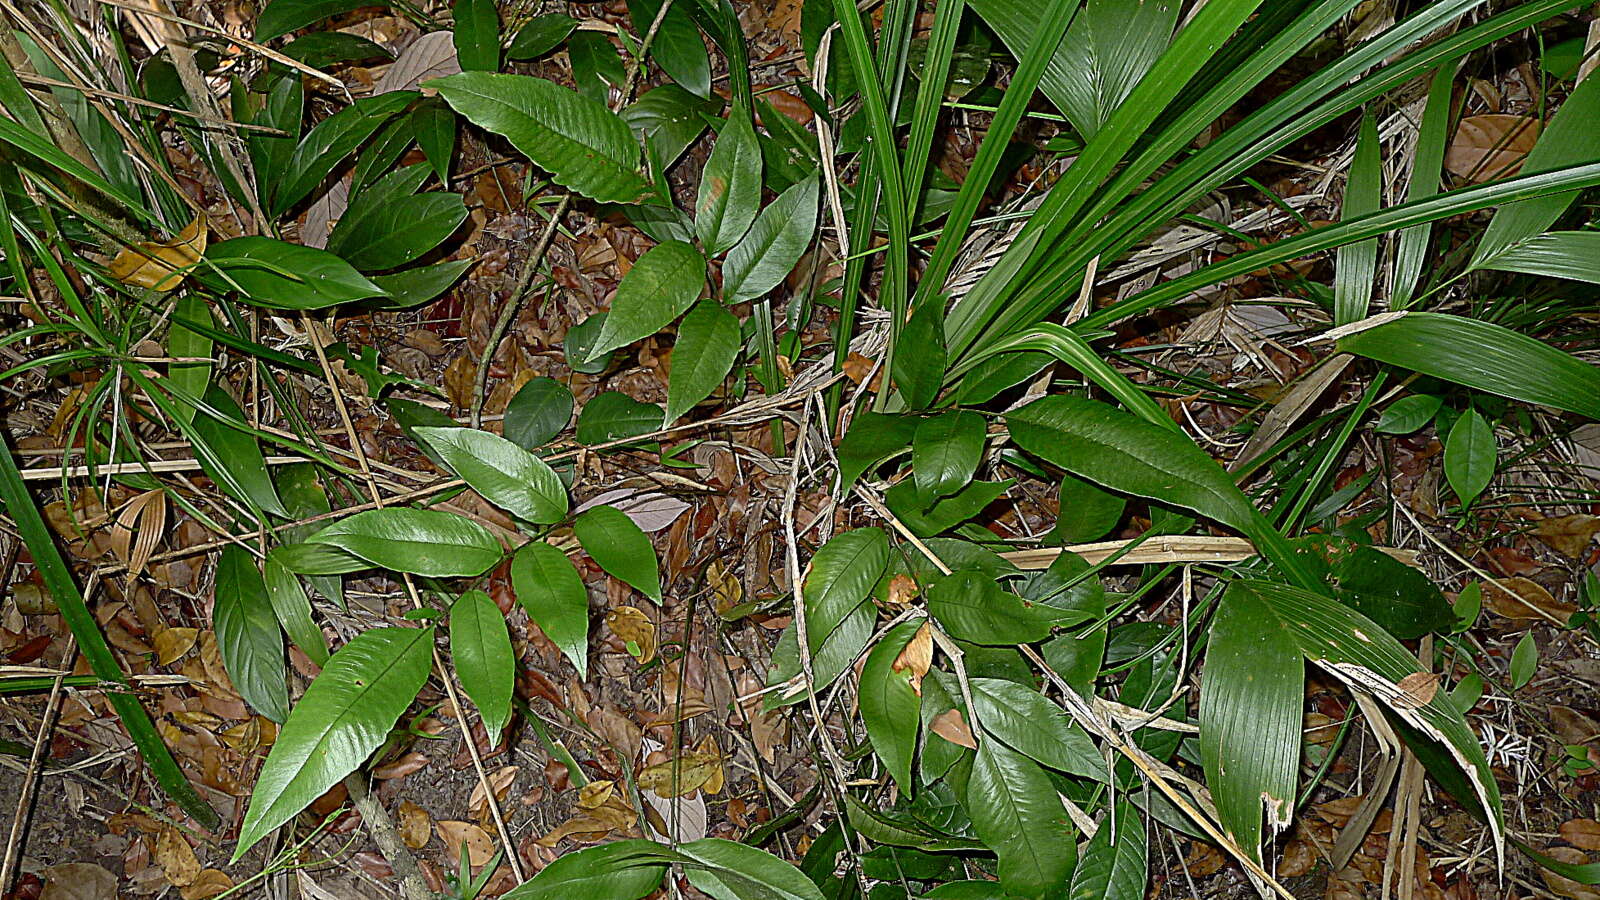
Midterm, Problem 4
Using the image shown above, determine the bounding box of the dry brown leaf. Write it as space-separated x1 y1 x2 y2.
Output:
539 783 636 846
111 490 167 578
1541 847 1600 900
1314 795 1364 827
399 800 432 850
1562 819 1600 852
605 606 657 664
695 736 724 795
436 820 496 866
468 766 520 822
178 869 233 900
372 751 430 779
841 352 878 387
636 751 723 798
1534 515 1600 559
39 862 117 900
154 826 201 888
708 559 743 616
109 215 206 292
577 780 618 809
375 31 460 94
1444 115 1540 183
576 489 690 533
1488 577 1578 622
891 623 933 695
1278 838 1316 878
883 573 920 610
644 699 714 727
153 627 198 666
929 708 977 749
1395 671 1441 709
217 717 262 754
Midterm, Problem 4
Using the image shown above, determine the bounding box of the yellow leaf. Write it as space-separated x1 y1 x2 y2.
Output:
153 627 198 666
154 826 202 888
108 215 207 292
636 751 722 798
605 606 657 664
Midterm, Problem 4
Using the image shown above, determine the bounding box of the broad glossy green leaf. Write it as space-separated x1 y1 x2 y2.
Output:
1199 580 1304 862
1510 632 1537 690
765 599 875 707
413 426 567 523
504 377 574 450
256 0 383 40
859 620 922 793
1374 393 1443 435
280 31 392 66
666 300 740 423
215 547 289 723
507 13 577 59
927 571 1061 645
272 92 415 215
803 528 890 654
1050 473 1125 543
568 31 626 102
1334 111 1380 326
679 838 826 900
501 840 671 900
893 299 947 412
430 72 651 203
627 0 712 97
620 85 719 168
574 504 662 601
1305 536 1452 639
923 882 1018 899
722 172 819 304
450 589 514 742
308 508 501 577
412 99 458 184
269 542 371 575
368 259 472 309
247 67 303 194
565 313 616 375
1444 408 1495 507
453 0 500 71
234 626 433 860
166 296 213 427
965 738 1076 898
1339 312 1600 419
190 385 289 517
1066 801 1145 900
326 182 467 271
264 553 329 665
576 391 662 445
350 117 418 193
912 410 984 500
589 240 705 359
511 541 590 679
836 412 916 495
695 111 761 254
884 478 1013 538
273 462 342 608
1478 230 1600 284
970 677 1106 782
203 237 385 309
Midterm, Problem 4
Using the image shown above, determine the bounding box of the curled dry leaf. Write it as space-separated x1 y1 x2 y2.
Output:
108 215 206 292
708 559 743 616
1444 115 1540 183
929 708 976 749
539 781 636 846
891 622 933 695
469 766 520 822
1533 515 1600 559
883 573 920 610
111 490 166 578
1561 819 1600 852
436 820 496 867
178 869 233 900
153 826 201 888
399 800 432 850
153 627 198 666
1488 577 1578 622
604 606 657 664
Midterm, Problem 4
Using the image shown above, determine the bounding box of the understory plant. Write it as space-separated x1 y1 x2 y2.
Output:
3 0 1600 897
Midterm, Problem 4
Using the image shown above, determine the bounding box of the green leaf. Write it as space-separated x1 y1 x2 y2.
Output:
273 92 415 215
765 600 875 707
1453 582 1482 634
1066 801 1145 900
264 553 330 665
1306 536 1452 639
1444 408 1496 507
620 85 720 169
280 31 393 66
368 259 473 309
859 620 922 793
453 0 500 71
412 99 458 184
803 528 890 655
507 14 578 60
912 410 985 500
203 237 385 310
1374 394 1443 435
1393 64 1455 308
270 542 372 575
568 31 626 102
234 626 434 860
255 0 384 40
214 547 289 723
274 463 342 608
1049 473 1125 543
501 840 671 900
166 296 213 428
1509 632 1537 690
350 117 418 193
326 178 468 271
511 541 590 679
884 478 1013 538
666 300 740 423
429 72 651 203
565 313 616 375
308 508 502 577
190 385 289 516
450 589 514 742
1199 580 1304 862
695 110 762 254
627 0 712 98
965 739 1076 899
504 377 574 450
923 882 1018 899
574 505 662 601
721 172 819 304
678 838 826 900
576 391 662 445
893 299 948 412
589 240 705 359
836 412 916 494
1016 0 1177 138
413 426 567 523
1477 230 1600 284
927 571 1061 645
1334 111 1380 326
970 677 1107 783
1339 312 1600 420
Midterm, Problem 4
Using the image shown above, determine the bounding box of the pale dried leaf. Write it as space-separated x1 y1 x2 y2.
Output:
154 826 202 888
435 820 496 866
108 215 206 292
40 863 117 900
1444 115 1540 183
154 627 198 666
1561 819 1600 852
374 31 460 95
1533 515 1600 559
605 606 657 664
576 489 691 533
399 800 432 849
930 708 976 748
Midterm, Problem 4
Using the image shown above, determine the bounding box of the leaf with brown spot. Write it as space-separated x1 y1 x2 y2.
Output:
1561 819 1600 852
1534 515 1600 559
108 215 206 292
153 827 201 888
154 627 198 666
576 779 618 809
1444 115 1540 184
399 800 432 849
436 820 496 866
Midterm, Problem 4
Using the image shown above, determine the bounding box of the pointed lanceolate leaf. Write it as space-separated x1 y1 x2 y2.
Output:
214 547 289 723
1334 111 1381 326
970 677 1107 783
511 541 590 679
413 426 567 523
677 838 827 900
429 72 652 203
665 300 740 423
190 385 290 517
307 508 501 577
965 739 1076 899
1479 231 1600 284
507 13 577 60
695 110 761 254
574 504 662 601
803 528 890 655
912 410 985 500
1066 801 1146 900
263 553 329 665
452 0 500 71
1199 580 1304 862
893 299 948 411
859 621 923 793
255 0 379 41
1444 407 1496 507
202 237 386 310
504 377 574 450
836 413 917 495
234 626 434 860
450 590 514 743
500 840 673 900
721 172 819 304
588 239 705 360
272 92 416 215
928 571 1062 645
625 0 712 98
166 295 213 427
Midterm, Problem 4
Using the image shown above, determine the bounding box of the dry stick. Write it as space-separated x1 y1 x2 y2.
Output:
301 316 527 888
0 636 75 896
468 0 676 429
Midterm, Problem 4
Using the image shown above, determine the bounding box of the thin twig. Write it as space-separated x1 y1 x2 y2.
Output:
1 636 75 896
